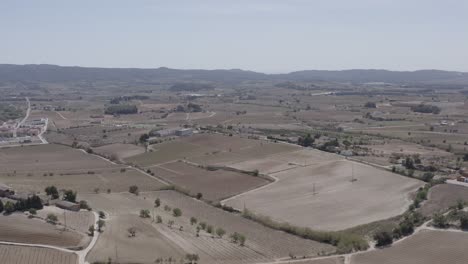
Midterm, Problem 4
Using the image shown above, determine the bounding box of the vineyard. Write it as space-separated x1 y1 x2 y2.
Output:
0 244 77 264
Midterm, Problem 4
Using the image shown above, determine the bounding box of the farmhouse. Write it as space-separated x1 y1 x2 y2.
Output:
175 128 193 137
0 183 14 197
151 129 176 137
55 200 80 211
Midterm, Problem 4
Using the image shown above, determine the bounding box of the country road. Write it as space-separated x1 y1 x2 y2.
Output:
13 97 30 137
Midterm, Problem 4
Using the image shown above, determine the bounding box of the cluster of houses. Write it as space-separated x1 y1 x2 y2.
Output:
0 183 80 212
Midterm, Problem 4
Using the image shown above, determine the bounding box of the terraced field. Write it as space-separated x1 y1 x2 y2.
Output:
0 244 77 264
351 230 468 264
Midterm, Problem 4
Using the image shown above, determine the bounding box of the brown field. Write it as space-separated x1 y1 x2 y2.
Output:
127 133 299 167
0 144 114 173
229 148 341 174
87 214 186 264
351 230 468 264
82 191 334 263
0 166 166 194
226 158 423 231
149 161 269 201
93 143 146 160
0 213 88 249
0 244 77 264
37 206 95 234
419 184 468 217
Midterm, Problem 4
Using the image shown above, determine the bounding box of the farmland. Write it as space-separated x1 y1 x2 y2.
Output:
2 64 468 264
81 191 335 263
0 244 77 264
0 213 88 248
150 161 270 201
419 183 468 217
226 158 423 231
351 230 468 264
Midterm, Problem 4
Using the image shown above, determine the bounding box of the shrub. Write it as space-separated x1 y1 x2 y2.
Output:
173 208 182 217
63 189 77 203
129 185 139 195
432 213 448 228
139 209 151 218
46 213 58 224
374 231 393 247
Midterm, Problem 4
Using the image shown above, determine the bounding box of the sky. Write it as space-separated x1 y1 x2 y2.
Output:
0 0 467 73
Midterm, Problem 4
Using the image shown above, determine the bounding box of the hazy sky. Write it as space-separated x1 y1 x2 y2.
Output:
1 0 467 72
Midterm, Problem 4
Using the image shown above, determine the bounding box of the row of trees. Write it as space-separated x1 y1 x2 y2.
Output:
0 195 43 215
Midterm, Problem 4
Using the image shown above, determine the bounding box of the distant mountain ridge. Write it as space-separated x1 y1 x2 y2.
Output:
0 64 467 84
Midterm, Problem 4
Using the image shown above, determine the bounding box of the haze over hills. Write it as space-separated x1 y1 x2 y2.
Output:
1 64 468 85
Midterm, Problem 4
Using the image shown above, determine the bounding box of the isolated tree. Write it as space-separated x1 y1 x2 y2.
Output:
128 227 137 237
63 189 77 203
129 185 139 195
374 231 393 247
196 193 203 200
199 222 207 230
173 208 182 217
155 198 161 208
46 213 58 224
156 215 162 223
140 209 151 218
238 234 246 246
97 219 105 232
88 225 95 236
216 227 226 238
0 199 3 213
206 225 213 235
99 211 106 219
230 232 240 243
164 205 171 211
45 186 59 199
168 220 175 228
190 217 197 225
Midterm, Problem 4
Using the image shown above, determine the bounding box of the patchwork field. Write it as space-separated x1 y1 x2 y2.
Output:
0 244 77 264
0 213 89 249
82 191 335 264
226 159 423 231
351 230 468 264
150 161 270 201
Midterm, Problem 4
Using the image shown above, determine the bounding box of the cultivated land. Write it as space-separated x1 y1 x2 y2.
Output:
2 65 468 263
0 244 77 264
351 230 468 264
226 158 423 231
81 191 335 264
127 133 300 168
0 213 88 249
150 161 270 201
419 184 468 217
